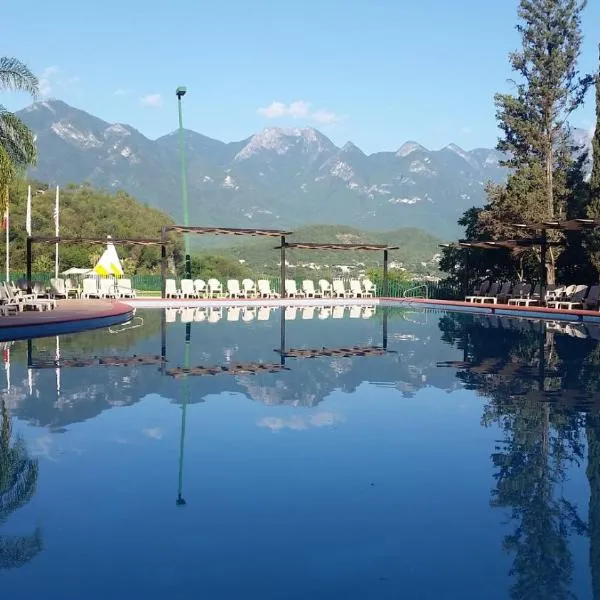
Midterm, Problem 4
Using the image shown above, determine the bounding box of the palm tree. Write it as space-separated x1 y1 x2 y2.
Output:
0 57 39 195
0 398 43 569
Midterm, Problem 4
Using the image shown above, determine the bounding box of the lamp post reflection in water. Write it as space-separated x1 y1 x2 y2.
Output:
176 321 191 506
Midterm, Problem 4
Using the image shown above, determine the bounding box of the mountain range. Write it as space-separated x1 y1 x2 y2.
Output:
17 100 593 239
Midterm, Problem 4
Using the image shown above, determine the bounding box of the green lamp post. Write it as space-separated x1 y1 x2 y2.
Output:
176 86 191 279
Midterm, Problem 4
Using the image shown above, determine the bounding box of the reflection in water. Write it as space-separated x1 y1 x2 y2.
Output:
5 307 600 596
0 399 41 570
439 313 600 600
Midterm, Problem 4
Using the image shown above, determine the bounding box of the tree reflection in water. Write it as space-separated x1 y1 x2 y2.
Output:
439 314 598 600
0 398 42 569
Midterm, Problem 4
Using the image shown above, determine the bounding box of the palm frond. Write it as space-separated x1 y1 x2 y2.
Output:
0 57 39 98
0 108 36 169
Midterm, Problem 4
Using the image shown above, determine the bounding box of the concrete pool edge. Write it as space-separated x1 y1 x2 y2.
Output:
124 296 600 324
0 300 134 342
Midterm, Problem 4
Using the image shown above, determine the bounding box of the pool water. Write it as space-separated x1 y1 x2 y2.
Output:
1 306 600 599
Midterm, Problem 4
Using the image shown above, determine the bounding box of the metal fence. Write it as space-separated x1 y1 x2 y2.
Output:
3 272 461 300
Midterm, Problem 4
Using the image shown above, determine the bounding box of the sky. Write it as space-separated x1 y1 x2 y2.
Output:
2 0 599 154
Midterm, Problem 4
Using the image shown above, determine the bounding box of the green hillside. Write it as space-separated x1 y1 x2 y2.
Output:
5 179 182 273
195 224 443 277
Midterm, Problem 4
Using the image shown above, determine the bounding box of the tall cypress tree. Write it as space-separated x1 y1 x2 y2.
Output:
590 45 600 213
494 0 592 284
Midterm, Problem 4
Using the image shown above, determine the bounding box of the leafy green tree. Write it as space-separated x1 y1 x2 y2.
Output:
189 254 251 280
0 58 38 206
0 399 42 570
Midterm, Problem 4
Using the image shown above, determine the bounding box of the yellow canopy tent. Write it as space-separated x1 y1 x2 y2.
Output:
93 236 124 277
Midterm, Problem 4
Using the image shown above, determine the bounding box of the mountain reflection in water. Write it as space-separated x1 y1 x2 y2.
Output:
1 306 600 599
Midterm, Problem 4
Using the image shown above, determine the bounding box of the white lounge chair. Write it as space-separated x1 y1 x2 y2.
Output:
227 306 241 321
242 307 256 322
117 278 136 298
285 279 305 298
257 279 280 298
318 279 332 298
302 306 315 319
4 283 56 310
362 279 376 298
165 308 178 323
180 279 197 299
241 279 257 298
0 286 23 313
165 279 181 298
257 306 272 321
227 280 243 298
99 278 118 298
349 279 364 298
194 279 207 298
50 278 68 299
332 280 348 298
180 307 195 323
318 307 331 319
81 278 104 299
349 305 362 318
65 278 79 298
207 278 224 298
332 306 345 318
302 280 321 298
207 307 222 323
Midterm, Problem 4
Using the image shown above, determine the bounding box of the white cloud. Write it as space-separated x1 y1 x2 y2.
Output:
257 412 344 432
140 93 163 108
142 427 163 440
39 66 81 98
39 66 60 98
114 88 131 97
257 100 344 124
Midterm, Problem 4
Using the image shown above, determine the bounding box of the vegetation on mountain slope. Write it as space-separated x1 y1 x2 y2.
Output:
6 179 182 273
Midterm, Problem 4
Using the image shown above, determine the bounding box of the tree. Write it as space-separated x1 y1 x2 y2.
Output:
0 399 42 570
586 46 600 273
441 0 592 286
0 58 38 200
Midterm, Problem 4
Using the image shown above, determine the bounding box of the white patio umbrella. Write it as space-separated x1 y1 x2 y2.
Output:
93 236 124 277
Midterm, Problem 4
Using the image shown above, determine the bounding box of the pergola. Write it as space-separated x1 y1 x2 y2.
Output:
442 217 599 297
161 225 293 298
274 242 400 297
25 235 165 293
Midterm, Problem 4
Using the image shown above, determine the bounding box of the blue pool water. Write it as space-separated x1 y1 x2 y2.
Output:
1 306 599 599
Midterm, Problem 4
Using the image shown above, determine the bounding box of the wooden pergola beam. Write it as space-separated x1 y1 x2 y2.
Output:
165 225 293 237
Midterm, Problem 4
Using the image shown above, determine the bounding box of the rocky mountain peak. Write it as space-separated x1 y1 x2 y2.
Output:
396 141 427 157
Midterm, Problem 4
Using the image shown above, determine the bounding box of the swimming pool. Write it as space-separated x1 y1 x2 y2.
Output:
1 306 599 599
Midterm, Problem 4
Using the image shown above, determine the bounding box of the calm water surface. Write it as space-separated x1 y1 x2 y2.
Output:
1 306 599 599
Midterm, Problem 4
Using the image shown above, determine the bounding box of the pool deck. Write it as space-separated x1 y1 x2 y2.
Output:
124 296 600 324
1 295 599 341
0 299 134 341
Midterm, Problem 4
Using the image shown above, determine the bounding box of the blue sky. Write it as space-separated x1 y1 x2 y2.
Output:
3 0 599 153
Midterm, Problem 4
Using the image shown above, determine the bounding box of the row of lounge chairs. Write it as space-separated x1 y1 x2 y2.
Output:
466 281 600 311
39 277 138 300
0 281 57 315
165 304 377 324
165 278 377 299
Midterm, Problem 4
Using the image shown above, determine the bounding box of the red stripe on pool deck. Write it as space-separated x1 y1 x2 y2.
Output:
0 299 133 329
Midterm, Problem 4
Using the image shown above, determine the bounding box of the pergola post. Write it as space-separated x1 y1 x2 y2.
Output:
383 249 389 297
160 227 167 299
160 308 167 375
540 229 548 304
279 307 286 366
382 308 388 350
280 235 286 298
26 236 32 294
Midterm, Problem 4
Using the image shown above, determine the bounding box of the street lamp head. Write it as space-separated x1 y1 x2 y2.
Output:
175 86 187 99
